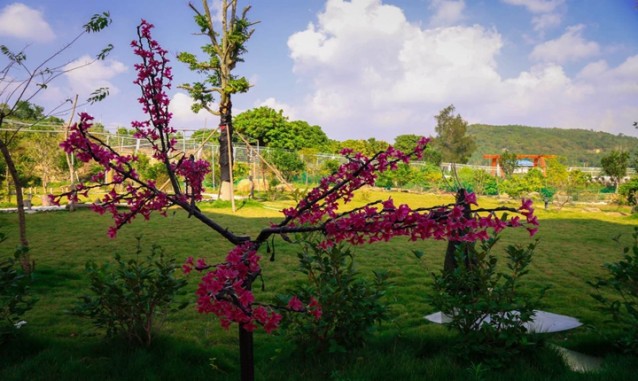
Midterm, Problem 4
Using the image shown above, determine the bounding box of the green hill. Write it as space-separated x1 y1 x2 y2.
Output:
466 124 638 166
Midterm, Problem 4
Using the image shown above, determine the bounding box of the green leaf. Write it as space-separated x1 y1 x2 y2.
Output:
96 44 113 60
84 12 112 33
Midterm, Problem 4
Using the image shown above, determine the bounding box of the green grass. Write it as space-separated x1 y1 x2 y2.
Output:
0 191 637 380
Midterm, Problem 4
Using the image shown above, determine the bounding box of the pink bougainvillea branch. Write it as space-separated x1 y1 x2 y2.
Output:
53 20 539 334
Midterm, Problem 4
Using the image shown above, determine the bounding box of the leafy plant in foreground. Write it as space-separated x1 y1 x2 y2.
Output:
0 231 36 344
590 227 638 354
428 237 546 367
72 237 188 347
279 237 389 353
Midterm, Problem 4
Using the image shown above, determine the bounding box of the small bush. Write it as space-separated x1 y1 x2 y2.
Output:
428 237 546 367
619 177 638 211
279 237 389 353
589 227 638 354
72 237 188 347
0 232 36 344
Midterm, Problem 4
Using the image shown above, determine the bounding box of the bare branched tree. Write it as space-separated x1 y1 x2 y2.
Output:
0 12 112 273
178 0 257 208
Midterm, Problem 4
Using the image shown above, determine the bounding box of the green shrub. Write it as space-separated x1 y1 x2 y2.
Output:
540 187 556 209
589 227 638 354
0 233 36 344
268 149 305 181
472 169 497 196
498 176 527 197
279 237 389 353
619 177 638 210
233 162 250 180
320 158 341 177
427 237 546 367
72 237 188 347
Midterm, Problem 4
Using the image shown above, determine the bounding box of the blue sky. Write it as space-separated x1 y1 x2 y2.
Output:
1 0 637 141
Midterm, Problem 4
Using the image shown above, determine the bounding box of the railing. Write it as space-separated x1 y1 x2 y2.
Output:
2 123 630 175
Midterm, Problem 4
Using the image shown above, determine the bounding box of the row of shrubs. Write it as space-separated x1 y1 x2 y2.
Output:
2 225 638 367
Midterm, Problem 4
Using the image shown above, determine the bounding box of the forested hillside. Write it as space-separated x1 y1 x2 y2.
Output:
467 124 638 166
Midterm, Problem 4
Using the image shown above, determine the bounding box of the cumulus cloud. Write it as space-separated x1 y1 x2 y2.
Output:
428 0 465 28
287 0 504 139
285 0 638 140
64 55 127 97
532 13 562 33
170 92 214 131
501 0 564 14
256 97 298 120
0 3 55 42
502 0 565 34
530 24 600 63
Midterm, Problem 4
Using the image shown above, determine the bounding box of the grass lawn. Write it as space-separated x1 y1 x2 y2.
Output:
0 190 637 380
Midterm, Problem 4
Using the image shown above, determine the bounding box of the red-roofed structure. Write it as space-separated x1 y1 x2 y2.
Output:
483 154 556 177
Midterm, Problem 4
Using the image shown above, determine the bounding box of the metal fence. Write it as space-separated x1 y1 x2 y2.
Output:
2 124 631 179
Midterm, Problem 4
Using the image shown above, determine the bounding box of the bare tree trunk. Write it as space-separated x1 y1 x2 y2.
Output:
443 188 475 274
4 165 9 201
0 140 31 273
218 103 235 210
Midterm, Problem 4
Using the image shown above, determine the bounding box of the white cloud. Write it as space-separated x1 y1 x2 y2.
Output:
502 0 565 34
287 0 503 139
170 92 214 131
428 0 465 28
577 56 638 95
530 24 600 63
64 55 127 98
501 0 564 14
256 97 297 120
286 0 638 140
0 3 55 42
532 13 562 33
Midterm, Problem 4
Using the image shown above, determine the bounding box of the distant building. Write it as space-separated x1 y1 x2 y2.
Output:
514 159 534 174
483 154 556 177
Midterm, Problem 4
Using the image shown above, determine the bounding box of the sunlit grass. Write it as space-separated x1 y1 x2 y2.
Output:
0 190 636 380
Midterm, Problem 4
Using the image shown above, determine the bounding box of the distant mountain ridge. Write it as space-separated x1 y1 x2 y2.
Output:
466 124 638 166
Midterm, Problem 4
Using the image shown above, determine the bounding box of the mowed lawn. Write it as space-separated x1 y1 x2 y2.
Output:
0 190 636 380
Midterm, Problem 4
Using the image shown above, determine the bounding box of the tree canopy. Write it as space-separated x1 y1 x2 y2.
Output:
233 106 330 151
394 134 441 164
339 138 389 157
432 105 476 164
601 150 630 192
498 150 518 178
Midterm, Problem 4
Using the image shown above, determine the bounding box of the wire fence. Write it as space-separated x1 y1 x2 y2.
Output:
2 122 633 181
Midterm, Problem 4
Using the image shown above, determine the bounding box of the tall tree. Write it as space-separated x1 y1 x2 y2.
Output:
234 106 330 150
233 106 288 147
601 149 630 193
0 13 111 273
284 120 330 151
498 149 518 178
433 105 476 164
178 0 257 202
340 138 390 157
394 134 422 154
394 134 441 164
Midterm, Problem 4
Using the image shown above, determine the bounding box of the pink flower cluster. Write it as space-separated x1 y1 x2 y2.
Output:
280 141 538 249
131 20 175 160
184 244 321 333
51 21 210 237
173 158 211 201
281 138 430 226
320 196 539 249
